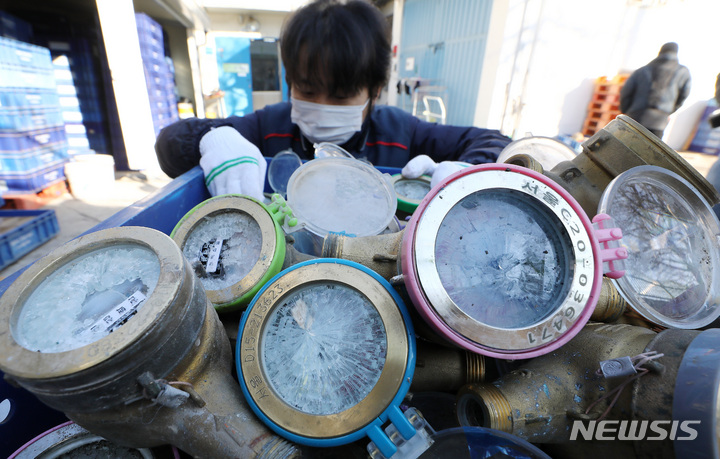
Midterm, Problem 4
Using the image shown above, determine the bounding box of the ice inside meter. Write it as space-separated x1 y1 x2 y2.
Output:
598 165 720 329
286 157 397 239
237 259 419 457
401 163 624 359
171 195 294 312
12 244 160 353
391 174 432 214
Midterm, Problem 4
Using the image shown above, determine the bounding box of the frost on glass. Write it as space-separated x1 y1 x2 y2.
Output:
290 163 393 236
611 180 713 320
183 210 263 291
434 190 573 328
13 244 161 353
260 283 387 415
395 179 431 201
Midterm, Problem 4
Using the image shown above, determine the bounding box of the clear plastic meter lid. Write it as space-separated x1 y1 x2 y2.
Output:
267 150 303 197
237 259 416 457
401 164 602 359
497 136 578 170
598 165 720 329
13 244 160 353
286 157 397 238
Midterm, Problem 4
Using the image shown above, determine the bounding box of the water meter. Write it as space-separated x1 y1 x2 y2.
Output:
391 174 432 215
400 163 626 359
171 194 300 312
237 259 421 458
0 226 298 458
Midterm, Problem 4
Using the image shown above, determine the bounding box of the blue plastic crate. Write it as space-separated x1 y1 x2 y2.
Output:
0 36 50 70
0 11 33 43
135 13 164 43
0 107 64 131
0 88 61 110
0 208 59 270
0 160 67 194
0 126 67 153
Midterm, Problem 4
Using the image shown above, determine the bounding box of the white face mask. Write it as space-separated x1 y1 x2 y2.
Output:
291 97 369 145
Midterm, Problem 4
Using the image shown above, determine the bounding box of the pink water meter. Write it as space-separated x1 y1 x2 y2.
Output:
400 163 626 359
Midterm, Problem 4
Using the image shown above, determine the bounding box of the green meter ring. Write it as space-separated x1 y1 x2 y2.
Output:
171 194 291 312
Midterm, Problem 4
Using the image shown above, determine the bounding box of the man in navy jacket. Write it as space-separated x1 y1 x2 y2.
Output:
155 0 511 199
620 42 691 139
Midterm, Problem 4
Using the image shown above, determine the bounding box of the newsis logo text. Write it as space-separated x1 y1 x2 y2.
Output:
570 420 700 441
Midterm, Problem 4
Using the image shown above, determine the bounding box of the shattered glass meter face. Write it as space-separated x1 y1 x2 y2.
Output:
401 164 604 359
172 195 291 312
12 243 160 353
237 259 418 457
598 165 720 329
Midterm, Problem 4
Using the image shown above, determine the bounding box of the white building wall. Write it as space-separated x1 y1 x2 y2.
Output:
480 0 720 150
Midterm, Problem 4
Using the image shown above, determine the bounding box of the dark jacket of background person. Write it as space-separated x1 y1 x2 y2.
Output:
155 102 511 178
620 42 691 136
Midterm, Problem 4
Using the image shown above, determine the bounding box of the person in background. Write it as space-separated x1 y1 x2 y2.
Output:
619 42 691 139
154 0 511 201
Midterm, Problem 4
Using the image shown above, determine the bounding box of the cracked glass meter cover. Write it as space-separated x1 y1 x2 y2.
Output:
598 165 720 329
237 259 418 456
401 163 603 359
12 243 160 354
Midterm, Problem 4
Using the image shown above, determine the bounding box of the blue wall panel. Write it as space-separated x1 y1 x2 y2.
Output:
399 0 494 126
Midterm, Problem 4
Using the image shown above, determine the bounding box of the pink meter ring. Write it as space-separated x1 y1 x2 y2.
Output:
400 163 624 359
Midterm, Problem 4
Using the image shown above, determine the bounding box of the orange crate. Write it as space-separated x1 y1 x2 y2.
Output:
2 181 68 210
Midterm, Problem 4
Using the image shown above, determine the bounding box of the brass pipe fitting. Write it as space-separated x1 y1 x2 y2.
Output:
501 153 545 174
411 340 497 393
455 322 657 443
456 322 701 452
590 277 628 323
541 115 719 218
456 383 513 433
321 229 405 280
0 227 299 459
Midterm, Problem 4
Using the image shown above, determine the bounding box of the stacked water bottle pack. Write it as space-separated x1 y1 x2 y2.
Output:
33 36 113 158
0 35 69 195
50 53 93 157
135 13 179 137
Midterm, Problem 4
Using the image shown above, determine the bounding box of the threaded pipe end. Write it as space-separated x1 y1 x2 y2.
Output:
257 437 302 459
456 383 513 433
592 278 627 322
321 233 343 259
465 352 486 383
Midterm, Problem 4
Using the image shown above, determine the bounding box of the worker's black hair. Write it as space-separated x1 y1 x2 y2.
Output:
280 0 390 98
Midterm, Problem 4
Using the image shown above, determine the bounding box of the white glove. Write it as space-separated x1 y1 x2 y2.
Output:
401 154 470 189
199 126 267 201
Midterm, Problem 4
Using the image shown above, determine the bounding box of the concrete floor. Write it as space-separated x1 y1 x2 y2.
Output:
0 170 172 282
0 151 715 284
